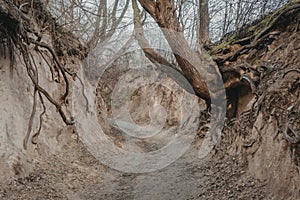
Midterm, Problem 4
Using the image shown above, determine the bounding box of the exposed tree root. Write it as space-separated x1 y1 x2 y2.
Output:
31 92 47 145
283 69 300 78
0 0 86 149
23 89 37 150
29 39 71 101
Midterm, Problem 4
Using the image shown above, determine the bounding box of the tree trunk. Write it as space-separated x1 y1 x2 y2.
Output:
137 0 224 103
132 0 175 69
199 0 210 45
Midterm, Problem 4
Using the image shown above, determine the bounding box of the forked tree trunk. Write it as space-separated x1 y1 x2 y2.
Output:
138 0 223 102
132 0 175 69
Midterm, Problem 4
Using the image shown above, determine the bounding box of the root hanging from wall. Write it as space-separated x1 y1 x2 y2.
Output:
0 0 87 149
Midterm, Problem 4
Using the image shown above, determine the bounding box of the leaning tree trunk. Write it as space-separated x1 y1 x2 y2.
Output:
138 0 224 103
132 0 176 69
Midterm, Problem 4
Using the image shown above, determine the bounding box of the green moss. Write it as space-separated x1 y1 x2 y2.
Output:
211 41 231 54
199 51 214 61
254 1 295 33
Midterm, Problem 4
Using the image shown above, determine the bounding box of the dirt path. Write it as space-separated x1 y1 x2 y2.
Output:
0 137 267 200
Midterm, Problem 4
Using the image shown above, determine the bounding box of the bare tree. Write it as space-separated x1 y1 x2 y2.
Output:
48 0 130 49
